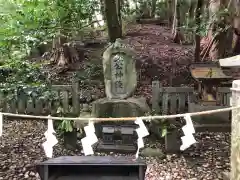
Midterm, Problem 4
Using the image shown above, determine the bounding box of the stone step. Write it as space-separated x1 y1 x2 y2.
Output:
96 143 137 153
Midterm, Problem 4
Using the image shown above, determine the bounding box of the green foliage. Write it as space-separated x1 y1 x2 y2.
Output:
74 62 103 82
59 119 74 132
0 54 53 102
0 0 102 59
0 0 104 100
56 107 75 133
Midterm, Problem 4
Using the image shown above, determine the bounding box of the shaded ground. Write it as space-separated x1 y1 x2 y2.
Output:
0 120 230 180
0 24 228 180
46 24 195 102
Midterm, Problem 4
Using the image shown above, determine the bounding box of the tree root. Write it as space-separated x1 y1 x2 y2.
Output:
42 41 84 72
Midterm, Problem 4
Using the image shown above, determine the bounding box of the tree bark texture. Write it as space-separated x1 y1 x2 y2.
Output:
195 0 204 62
232 0 240 55
172 0 184 44
208 0 228 60
104 0 122 42
167 0 173 26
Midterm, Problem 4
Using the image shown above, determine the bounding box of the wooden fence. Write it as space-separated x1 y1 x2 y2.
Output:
151 80 232 152
0 80 232 117
152 81 194 114
0 83 80 116
152 80 232 115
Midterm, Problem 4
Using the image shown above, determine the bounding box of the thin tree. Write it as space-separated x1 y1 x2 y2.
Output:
194 0 204 62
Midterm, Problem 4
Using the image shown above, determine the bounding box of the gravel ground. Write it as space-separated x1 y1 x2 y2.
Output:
0 119 230 180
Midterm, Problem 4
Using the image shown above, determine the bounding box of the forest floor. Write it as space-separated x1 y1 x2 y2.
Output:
0 120 230 180
46 23 195 103
0 24 230 180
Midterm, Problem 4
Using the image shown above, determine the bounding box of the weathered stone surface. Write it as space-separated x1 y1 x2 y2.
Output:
230 80 240 180
91 97 150 118
141 148 165 158
103 38 137 99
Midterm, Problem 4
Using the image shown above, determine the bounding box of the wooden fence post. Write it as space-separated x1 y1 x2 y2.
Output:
72 81 80 116
230 80 240 180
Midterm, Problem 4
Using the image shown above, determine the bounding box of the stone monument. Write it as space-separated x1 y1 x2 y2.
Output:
92 38 150 153
102 38 137 99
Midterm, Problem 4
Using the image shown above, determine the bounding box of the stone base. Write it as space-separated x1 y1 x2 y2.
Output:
96 142 137 153
92 97 150 118
92 97 150 153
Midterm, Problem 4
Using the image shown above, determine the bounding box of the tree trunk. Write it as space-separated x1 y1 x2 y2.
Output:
116 0 122 36
188 0 195 19
151 0 157 18
232 0 240 55
104 0 122 42
167 0 173 26
194 0 204 62
206 0 228 60
172 0 184 44
47 35 83 68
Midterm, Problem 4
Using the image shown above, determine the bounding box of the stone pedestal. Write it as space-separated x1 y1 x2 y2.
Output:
92 97 150 153
92 97 150 118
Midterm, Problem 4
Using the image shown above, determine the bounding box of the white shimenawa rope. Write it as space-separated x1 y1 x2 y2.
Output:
0 106 238 121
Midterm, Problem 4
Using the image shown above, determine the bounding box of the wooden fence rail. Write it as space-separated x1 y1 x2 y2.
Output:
0 82 80 116
152 81 194 114
152 80 232 115
151 80 232 152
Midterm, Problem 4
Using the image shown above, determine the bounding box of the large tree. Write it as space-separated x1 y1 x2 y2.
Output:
231 0 240 55
104 0 122 42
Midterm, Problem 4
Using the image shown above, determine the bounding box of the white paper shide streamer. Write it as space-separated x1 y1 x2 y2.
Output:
0 112 3 137
81 121 98 156
42 116 58 158
135 118 149 158
180 114 196 151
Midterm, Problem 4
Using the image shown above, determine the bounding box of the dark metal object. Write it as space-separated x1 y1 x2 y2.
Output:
96 124 138 153
36 156 147 180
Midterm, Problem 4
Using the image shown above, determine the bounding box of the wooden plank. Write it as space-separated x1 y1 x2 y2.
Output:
35 99 43 115
17 91 26 113
162 93 168 114
62 91 69 113
159 87 194 93
170 93 177 114
178 93 186 112
26 98 34 114
219 55 240 67
151 81 161 113
72 82 80 115
51 85 72 91
218 87 231 93
44 99 52 115
188 92 194 104
226 93 231 106
9 99 16 113
223 93 228 106
216 92 223 105
51 100 60 115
